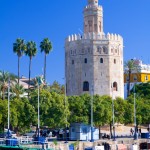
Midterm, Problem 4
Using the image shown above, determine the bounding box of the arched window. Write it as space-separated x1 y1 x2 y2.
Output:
83 81 89 91
100 58 103 63
114 59 116 64
113 82 118 91
84 58 87 63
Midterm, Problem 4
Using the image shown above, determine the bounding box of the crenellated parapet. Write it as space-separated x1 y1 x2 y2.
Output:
85 5 102 9
66 32 123 43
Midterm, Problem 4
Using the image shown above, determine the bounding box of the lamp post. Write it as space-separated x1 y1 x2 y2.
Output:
7 78 10 138
64 77 68 143
133 84 137 140
112 83 116 141
90 85 94 142
36 76 44 140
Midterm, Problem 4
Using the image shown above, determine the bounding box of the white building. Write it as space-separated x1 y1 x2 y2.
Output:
65 0 124 98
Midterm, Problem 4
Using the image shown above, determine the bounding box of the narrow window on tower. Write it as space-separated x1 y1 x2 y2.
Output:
72 60 74 64
100 58 103 63
84 58 87 63
99 21 101 32
94 24 97 32
83 81 89 91
88 21 92 32
114 59 116 64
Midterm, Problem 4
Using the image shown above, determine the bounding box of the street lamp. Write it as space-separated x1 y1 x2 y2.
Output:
90 84 94 142
35 76 44 142
7 78 10 138
133 84 138 140
63 77 68 143
112 83 116 141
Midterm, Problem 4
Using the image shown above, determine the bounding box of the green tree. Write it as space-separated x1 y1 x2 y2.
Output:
13 38 26 85
40 38 52 82
11 98 36 133
68 94 91 124
50 81 64 94
0 99 7 131
30 89 69 128
114 97 126 124
124 59 140 97
93 95 112 138
25 41 37 93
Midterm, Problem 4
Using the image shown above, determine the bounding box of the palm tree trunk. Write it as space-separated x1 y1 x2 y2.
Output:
127 70 131 97
44 54 46 82
18 56 20 85
28 57 32 98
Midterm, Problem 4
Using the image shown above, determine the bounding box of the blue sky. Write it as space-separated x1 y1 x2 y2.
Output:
0 0 150 84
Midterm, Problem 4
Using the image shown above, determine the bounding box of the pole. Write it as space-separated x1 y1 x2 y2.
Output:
112 83 116 141
64 77 68 143
7 78 10 138
90 85 94 142
134 84 137 140
112 98 116 141
38 83 40 138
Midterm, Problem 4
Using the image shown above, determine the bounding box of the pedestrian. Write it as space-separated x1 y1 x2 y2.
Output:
130 128 133 136
139 128 141 137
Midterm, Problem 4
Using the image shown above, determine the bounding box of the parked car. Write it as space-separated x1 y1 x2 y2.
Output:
24 131 36 137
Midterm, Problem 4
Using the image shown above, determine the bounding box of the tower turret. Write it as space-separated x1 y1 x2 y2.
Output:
88 0 98 6
84 0 103 33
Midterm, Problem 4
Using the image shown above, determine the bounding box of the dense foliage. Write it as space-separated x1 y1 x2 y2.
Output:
0 79 150 134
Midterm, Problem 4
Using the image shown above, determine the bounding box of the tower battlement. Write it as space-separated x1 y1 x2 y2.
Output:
85 5 102 9
66 33 123 42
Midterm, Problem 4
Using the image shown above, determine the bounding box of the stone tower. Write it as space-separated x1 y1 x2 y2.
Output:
65 0 124 98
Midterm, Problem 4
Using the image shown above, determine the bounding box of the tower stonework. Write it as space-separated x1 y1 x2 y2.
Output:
65 0 124 98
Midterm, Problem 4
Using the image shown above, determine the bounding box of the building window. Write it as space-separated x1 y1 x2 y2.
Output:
82 49 84 53
145 75 148 80
113 82 118 91
84 58 87 63
100 58 103 63
72 128 75 132
99 21 101 32
72 60 74 64
126 76 129 82
114 59 116 64
83 81 89 91
133 75 137 81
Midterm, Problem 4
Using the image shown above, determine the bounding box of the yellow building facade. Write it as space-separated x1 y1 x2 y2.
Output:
124 73 150 83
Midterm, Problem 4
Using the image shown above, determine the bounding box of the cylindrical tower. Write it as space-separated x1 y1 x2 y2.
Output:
84 0 103 33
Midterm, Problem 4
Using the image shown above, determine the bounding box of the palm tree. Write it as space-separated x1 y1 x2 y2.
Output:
11 84 25 98
0 71 16 100
40 38 52 82
13 38 26 85
124 59 140 97
25 41 37 93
